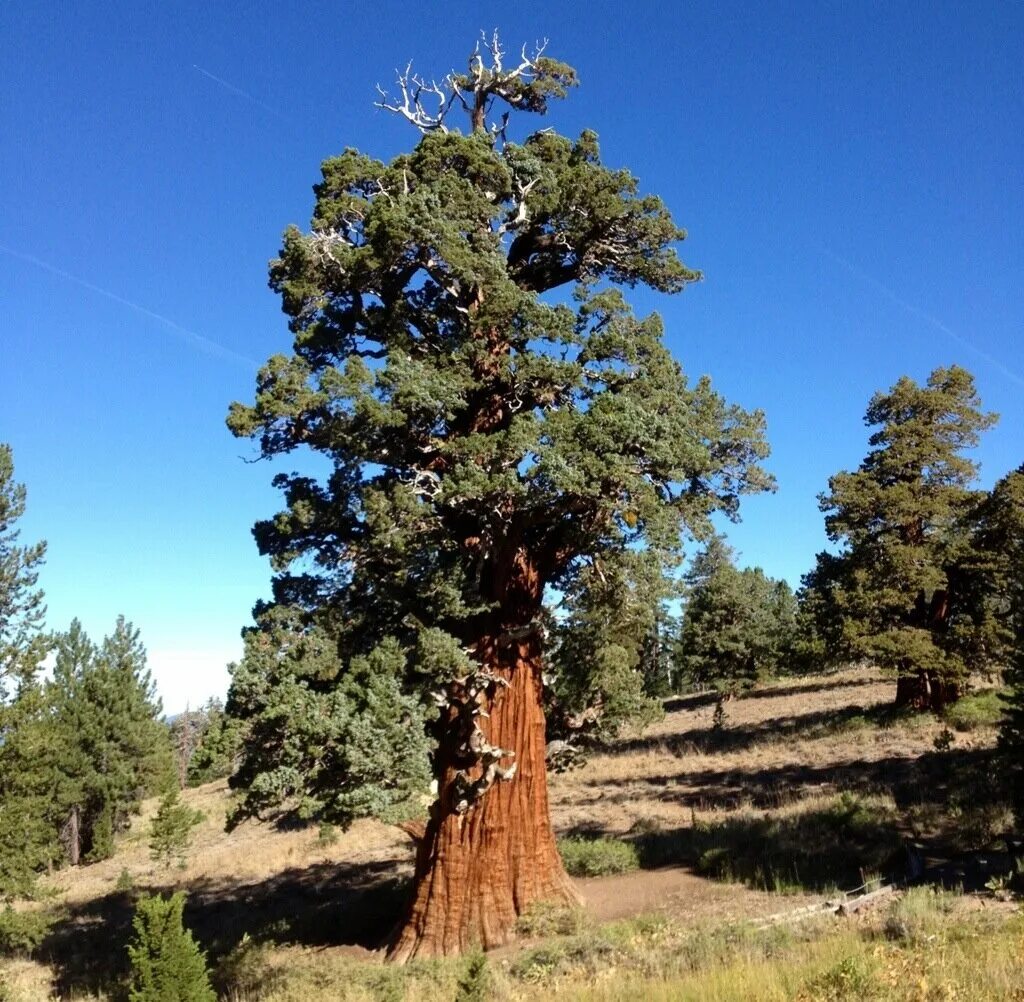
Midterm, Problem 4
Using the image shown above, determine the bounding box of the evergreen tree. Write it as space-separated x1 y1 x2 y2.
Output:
226 35 771 958
149 789 203 868
126 892 215 1002
0 444 47 700
0 445 53 897
675 536 795 693
184 700 241 787
547 549 673 746
0 683 62 898
45 618 173 863
168 699 242 788
812 366 996 710
978 466 1024 824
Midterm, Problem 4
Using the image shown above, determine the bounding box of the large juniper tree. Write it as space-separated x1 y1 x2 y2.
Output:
226 35 771 959
811 366 996 709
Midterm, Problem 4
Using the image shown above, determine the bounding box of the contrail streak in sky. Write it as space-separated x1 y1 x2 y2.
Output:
192 64 287 120
821 247 1024 389
0 243 258 370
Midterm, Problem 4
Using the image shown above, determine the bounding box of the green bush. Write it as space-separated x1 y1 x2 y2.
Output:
515 901 590 937
943 690 1004 732
149 790 204 869
316 821 339 847
0 905 59 957
558 836 640 877
454 949 489 1002
127 892 215 1002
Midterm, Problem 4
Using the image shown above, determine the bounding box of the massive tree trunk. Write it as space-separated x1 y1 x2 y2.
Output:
894 669 960 712
894 670 930 710
387 551 579 962
894 590 961 712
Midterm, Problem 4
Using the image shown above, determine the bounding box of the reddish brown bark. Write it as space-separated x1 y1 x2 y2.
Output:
895 671 930 710
387 550 578 962
894 669 960 712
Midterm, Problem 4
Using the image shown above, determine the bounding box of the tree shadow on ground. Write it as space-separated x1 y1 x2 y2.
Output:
608 702 905 758
576 746 999 814
660 676 883 714
627 793 906 893
38 857 410 999
739 675 886 702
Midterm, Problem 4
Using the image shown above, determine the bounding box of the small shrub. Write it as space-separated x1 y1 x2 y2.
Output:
800 955 876 1000
116 868 136 892
212 933 283 999
943 690 1004 732
558 836 639 877
454 949 489 1002
149 790 204 869
316 821 339 847
883 886 958 944
933 726 955 751
516 901 589 937
127 892 215 1002
0 906 59 957
711 699 727 735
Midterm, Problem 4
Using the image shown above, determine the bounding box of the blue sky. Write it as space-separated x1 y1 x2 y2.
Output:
2 2 1021 713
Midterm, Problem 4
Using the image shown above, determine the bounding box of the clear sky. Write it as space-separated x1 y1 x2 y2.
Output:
2 2 1022 714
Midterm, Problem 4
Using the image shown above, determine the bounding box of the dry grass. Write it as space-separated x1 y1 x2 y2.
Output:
1 669 1013 1001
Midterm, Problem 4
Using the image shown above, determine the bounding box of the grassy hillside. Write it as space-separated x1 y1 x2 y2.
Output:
2 670 1019 1001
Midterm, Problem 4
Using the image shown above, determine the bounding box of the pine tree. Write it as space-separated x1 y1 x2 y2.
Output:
171 699 242 788
149 789 203 868
812 366 996 710
126 892 215 1002
675 536 795 694
46 618 174 863
0 444 47 701
976 466 1024 825
547 549 674 745
226 34 772 958
0 445 53 898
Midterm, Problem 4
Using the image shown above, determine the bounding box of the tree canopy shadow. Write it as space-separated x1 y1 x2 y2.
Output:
627 793 907 893
38 857 410 999
577 746 1000 814
659 676 884 715
608 702 903 758
738 675 886 702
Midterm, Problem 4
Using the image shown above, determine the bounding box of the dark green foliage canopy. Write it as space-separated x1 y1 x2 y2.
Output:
981 467 1024 823
676 536 797 692
805 366 997 689
547 548 674 745
176 699 242 788
127 892 215 1002
0 617 172 888
0 446 53 898
225 40 772 828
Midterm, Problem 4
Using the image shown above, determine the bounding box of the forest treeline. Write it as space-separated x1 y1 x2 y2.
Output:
0 444 237 899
